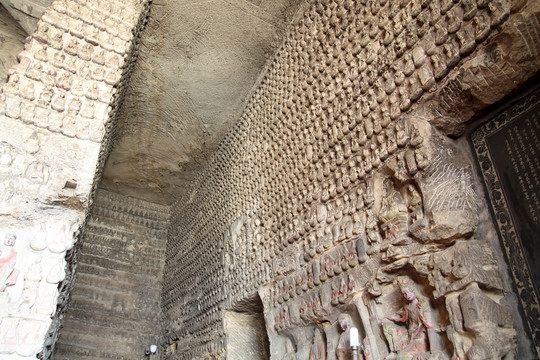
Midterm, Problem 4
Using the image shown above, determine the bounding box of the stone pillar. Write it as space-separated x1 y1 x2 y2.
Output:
0 0 150 358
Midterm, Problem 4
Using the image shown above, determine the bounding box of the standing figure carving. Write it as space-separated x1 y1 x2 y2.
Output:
382 278 437 360
336 313 352 360
309 327 326 360
379 178 409 246
0 234 19 292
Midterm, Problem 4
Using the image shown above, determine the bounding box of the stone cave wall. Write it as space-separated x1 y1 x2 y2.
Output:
54 189 169 359
163 0 540 359
0 0 151 358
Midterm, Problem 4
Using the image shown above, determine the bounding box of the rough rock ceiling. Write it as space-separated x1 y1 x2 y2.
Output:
0 4 29 83
0 0 51 34
101 0 307 204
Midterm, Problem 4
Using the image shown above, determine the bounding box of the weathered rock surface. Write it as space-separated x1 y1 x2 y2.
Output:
0 7 28 85
161 0 539 359
0 0 151 358
54 189 169 359
1 0 539 359
101 0 308 205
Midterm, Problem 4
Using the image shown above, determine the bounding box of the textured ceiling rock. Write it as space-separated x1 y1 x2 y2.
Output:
0 5 28 84
101 0 307 204
0 0 52 34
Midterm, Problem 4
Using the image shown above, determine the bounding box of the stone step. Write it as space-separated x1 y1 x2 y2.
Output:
82 230 167 250
55 327 158 359
77 253 162 276
93 194 169 213
63 308 157 333
54 343 128 360
94 190 170 216
73 272 160 294
54 338 142 360
67 296 160 323
89 210 169 230
55 189 167 360
79 240 165 266
92 207 170 226
76 262 160 283
59 319 159 345
87 210 168 227
82 226 165 243
85 216 168 237
93 203 169 221
68 281 150 306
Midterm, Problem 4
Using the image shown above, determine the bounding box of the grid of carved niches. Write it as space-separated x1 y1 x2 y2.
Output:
92 190 170 229
163 0 514 357
0 0 148 139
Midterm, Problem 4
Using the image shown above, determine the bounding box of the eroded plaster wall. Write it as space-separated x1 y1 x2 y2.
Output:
0 0 150 358
163 0 540 359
